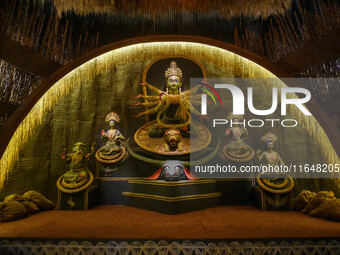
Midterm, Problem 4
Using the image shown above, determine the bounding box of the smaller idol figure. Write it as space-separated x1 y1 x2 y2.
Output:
223 113 254 162
57 142 95 192
95 112 126 165
257 132 285 167
256 133 294 200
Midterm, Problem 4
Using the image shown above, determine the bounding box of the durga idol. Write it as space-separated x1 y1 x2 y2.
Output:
134 61 200 138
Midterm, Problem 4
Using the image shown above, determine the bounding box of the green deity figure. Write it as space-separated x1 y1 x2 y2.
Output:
57 142 95 192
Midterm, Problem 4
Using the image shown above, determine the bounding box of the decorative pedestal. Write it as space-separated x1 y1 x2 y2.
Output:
98 177 254 214
223 145 255 163
222 146 256 179
95 147 128 177
123 179 221 214
57 185 98 210
250 186 293 211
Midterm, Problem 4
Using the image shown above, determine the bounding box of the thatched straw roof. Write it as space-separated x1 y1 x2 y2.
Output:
51 0 292 18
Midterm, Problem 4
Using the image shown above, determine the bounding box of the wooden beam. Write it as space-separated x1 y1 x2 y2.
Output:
276 28 340 75
0 34 61 77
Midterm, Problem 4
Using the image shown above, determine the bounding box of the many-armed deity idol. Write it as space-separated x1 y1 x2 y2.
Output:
132 61 211 155
223 113 255 163
57 142 95 193
134 61 200 137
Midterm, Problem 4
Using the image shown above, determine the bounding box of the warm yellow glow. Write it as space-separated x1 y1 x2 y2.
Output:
0 41 339 191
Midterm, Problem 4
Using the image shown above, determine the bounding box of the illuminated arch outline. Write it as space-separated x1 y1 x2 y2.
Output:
0 36 339 191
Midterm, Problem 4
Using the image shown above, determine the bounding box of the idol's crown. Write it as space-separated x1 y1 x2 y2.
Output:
165 61 182 79
227 112 244 121
261 132 278 143
106 112 120 122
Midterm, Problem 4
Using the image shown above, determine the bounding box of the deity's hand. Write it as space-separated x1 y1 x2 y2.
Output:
101 129 105 136
256 149 261 157
132 94 143 99
78 172 86 179
159 92 167 105
138 81 148 86
179 127 188 131
89 142 96 156
61 145 67 159
134 112 144 118
225 128 230 136
130 102 141 106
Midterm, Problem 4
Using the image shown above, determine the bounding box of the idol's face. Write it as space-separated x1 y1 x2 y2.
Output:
166 75 182 91
232 117 239 126
266 141 274 150
72 144 84 153
109 120 115 128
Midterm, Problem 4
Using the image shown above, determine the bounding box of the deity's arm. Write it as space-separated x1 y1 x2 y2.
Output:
154 103 165 113
115 130 125 141
182 95 201 116
61 146 71 162
132 95 160 101
225 127 231 136
277 153 285 166
90 143 95 154
258 152 265 162
140 82 162 95
137 108 158 116
190 99 204 105
135 103 164 117
78 171 87 180
101 130 108 139
85 142 96 160
183 84 202 95
62 154 71 163
242 127 248 138
189 104 202 116
132 100 160 108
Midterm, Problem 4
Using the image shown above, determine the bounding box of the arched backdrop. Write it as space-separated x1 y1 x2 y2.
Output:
0 36 339 202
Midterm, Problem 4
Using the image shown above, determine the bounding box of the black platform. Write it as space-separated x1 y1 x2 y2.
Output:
98 177 254 214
